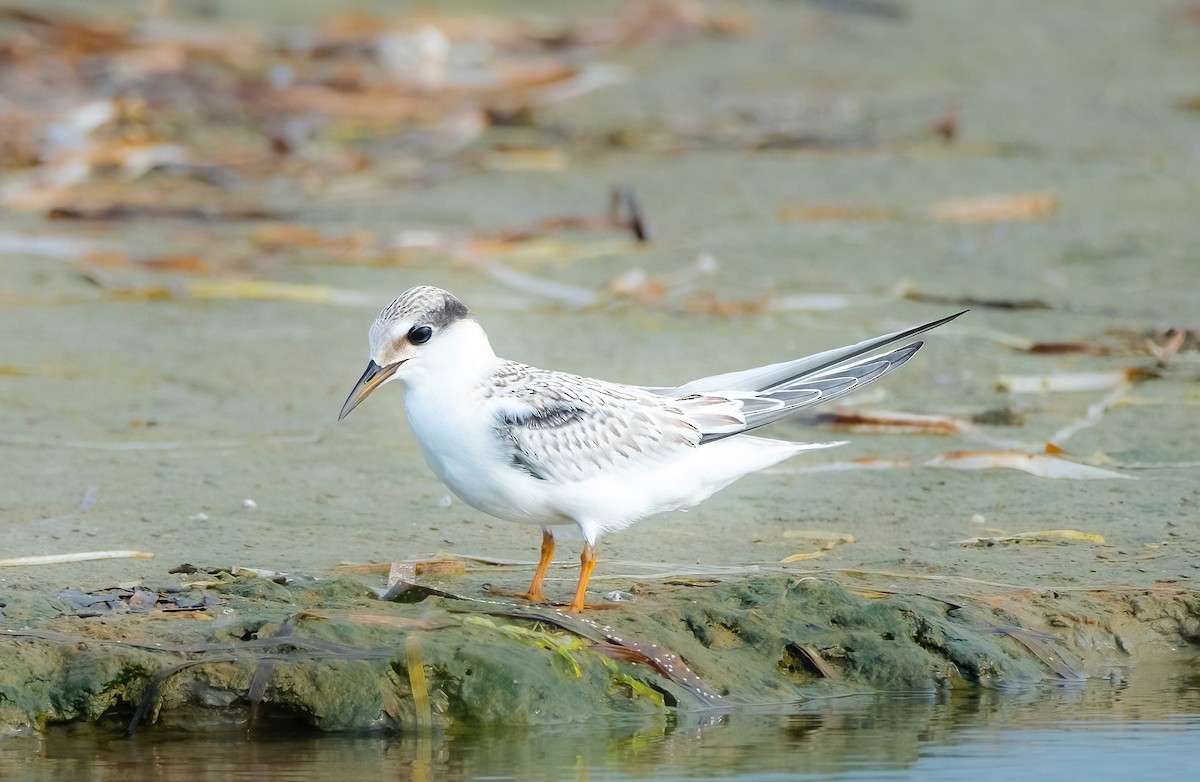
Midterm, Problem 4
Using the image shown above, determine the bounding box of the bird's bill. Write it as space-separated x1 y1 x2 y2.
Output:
338 360 401 420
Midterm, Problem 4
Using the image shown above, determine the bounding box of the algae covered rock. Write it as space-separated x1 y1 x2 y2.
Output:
0 571 1145 733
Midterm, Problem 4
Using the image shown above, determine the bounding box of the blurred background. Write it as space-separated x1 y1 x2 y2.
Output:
3 0 1197 571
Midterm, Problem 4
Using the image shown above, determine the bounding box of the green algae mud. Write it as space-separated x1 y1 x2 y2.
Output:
3 569 1197 733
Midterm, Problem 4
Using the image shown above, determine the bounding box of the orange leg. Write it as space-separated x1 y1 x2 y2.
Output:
568 541 597 613
522 528 555 603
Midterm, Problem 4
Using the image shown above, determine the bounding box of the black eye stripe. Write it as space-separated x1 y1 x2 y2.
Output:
408 325 433 344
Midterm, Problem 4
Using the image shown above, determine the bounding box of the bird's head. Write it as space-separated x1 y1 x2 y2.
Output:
339 285 485 420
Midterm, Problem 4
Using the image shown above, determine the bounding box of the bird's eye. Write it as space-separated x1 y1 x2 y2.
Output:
407 325 433 345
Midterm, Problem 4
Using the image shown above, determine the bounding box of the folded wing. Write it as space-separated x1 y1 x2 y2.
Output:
489 366 709 484
490 311 964 478
665 310 965 443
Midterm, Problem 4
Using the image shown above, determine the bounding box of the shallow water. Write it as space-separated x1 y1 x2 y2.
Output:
4 657 1198 781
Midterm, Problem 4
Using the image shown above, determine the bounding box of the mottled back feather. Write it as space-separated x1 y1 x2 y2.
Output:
486 362 714 483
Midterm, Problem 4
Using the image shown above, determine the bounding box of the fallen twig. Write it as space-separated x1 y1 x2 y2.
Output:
0 550 154 567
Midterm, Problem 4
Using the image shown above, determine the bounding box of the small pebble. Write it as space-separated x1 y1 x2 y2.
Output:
971 513 986 524
242 499 257 509
437 495 453 509
603 590 635 603
188 512 209 522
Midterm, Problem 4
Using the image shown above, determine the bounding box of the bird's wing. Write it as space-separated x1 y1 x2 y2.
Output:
695 342 922 443
487 363 735 483
668 310 965 396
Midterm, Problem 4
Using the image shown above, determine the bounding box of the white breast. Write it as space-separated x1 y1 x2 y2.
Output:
403 379 571 526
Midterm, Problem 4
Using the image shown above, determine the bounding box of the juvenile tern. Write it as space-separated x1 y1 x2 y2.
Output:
340 286 963 612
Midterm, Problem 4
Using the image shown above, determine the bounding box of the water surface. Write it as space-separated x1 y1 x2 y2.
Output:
5 658 1198 781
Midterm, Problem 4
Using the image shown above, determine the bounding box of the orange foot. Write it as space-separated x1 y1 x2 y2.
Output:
485 584 549 603
488 528 557 604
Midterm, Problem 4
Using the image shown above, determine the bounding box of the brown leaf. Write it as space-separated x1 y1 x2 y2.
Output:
777 203 897 222
250 224 375 252
932 191 1059 223
83 251 134 268
140 254 211 274
1026 342 1109 355
806 409 977 436
271 86 429 121
413 558 467 577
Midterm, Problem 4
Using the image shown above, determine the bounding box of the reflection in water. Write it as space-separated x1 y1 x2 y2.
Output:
3 657 1199 781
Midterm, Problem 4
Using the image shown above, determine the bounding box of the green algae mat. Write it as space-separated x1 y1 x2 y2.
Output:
4 568 1197 732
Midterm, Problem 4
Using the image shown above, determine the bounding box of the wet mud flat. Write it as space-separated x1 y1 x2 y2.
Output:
2 565 1198 733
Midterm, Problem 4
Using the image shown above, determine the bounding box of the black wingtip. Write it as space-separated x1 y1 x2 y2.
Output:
891 309 968 342
766 310 964 392
927 309 969 329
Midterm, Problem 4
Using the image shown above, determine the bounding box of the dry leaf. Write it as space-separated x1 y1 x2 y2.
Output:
780 532 853 562
82 251 133 268
958 529 1106 547
997 368 1157 393
763 294 857 312
271 86 428 121
413 558 467 577
333 562 393 575
928 450 1132 480
251 224 375 252
142 254 210 273
1025 341 1109 355
932 191 1058 223
107 279 379 306
484 147 568 172
852 590 896 600
806 409 979 436
0 550 154 566
777 203 897 222
780 550 830 563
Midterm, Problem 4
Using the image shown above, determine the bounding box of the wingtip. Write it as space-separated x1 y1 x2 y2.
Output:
911 309 967 335
935 309 969 327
